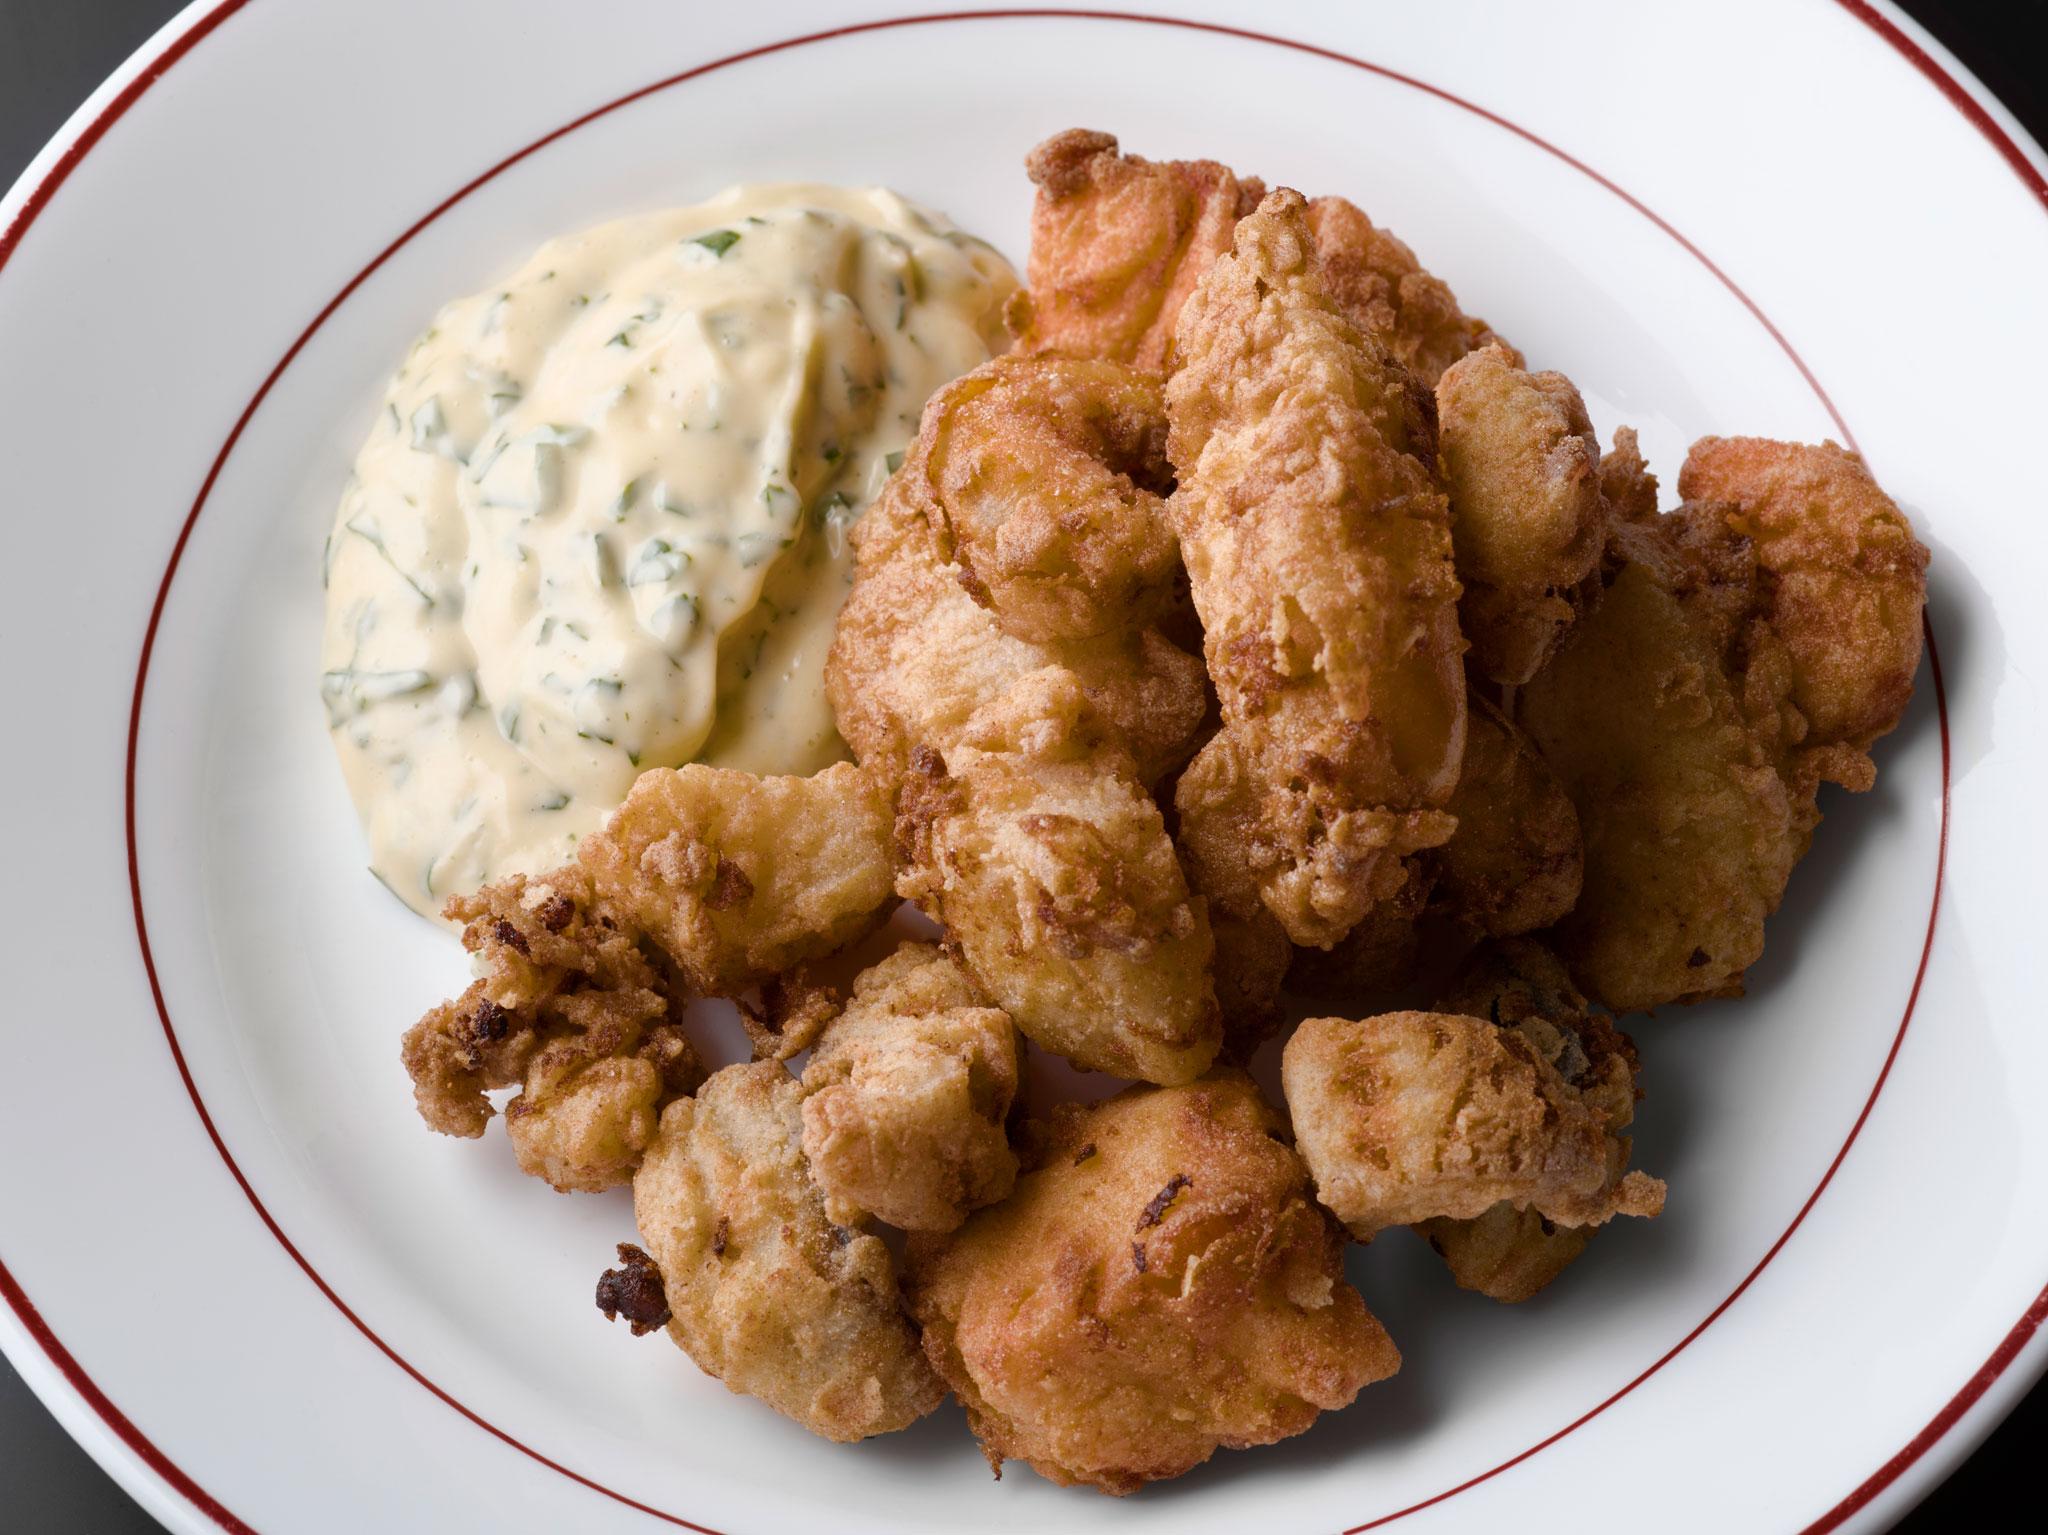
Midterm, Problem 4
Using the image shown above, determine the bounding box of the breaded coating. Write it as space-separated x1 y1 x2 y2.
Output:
826 483 1207 789
1416 940 1655 1300
1283 998 1664 1237
627 1062 944 1442
904 1074 1400 1494
1207 905 1294 1059
1677 437 1928 794
799 944 1020 1232
1435 345 1607 684
399 868 700 1192
1303 194 1514 387
1167 189 1464 948
1431 696 1583 937
910 353 1180 642
896 670 1221 1084
737 962 843 1062
577 762 895 996
1008 128 1264 374
1008 131 1507 386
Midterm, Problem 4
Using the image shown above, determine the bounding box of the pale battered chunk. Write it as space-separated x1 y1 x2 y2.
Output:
910 353 1180 642
904 1074 1400 1494
627 1062 944 1442
799 945 1020 1232
1521 521 1803 1010
1283 997 1664 1237
1435 345 1606 684
896 671 1221 1084
1303 193 1514 387
399 869 701 1192
826 484 1207 790
1415 941 1658 1300
1677 437 1928 795
1168 189 1464 948
1008 128 1264 373
578 762 895 996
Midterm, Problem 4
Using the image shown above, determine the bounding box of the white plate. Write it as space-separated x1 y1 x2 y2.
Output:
3 2 2043 1531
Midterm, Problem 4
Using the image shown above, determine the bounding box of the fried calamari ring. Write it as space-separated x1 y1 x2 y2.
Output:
798 944 1021 1233
1167 189 1464 949
896 669 1221 1084
910 353 1180 642
904 1073 1399 1494
624 1061 944 1442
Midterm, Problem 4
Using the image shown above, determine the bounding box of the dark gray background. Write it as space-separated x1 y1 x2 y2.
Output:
3 1 2042 1529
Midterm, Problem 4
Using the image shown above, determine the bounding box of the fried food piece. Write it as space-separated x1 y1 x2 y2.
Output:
798 944 1020 1232
904 1074 1400 1494
897 670 1221 1084
577 762 894 997
1435 345 1607 684
1303 194 1514 387
1413 940 1658 1299
1009 131 1507 386
1521 516 1804 1010
1167 189 1464 948
1415 1204 1591 1305
1283 991 1664 1238
399 868 701 1191
736 962 843 1062
1207 905 1294 1059
1008 128 1264 373
827 483 1207 789
1677 437 1929 795
910 353 1180 642
1431 696 1582 936
626 1061 944 1442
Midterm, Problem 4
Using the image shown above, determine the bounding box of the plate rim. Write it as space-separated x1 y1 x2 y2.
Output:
1 3 2040 1532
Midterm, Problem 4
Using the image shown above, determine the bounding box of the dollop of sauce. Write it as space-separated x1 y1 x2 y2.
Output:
321 186 1015 917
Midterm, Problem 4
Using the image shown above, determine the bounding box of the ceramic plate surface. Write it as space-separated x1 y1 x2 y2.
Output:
3 3 2045 1531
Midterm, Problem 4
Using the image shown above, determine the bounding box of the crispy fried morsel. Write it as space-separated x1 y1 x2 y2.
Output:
1282 1003 1664 1237
1303 194 1514 387
904 1074 1400 1494
826 484 1207 789
1431 696 1582 936
896 671 1221 1084
737 963 844 1062
1167 190 1464 948
1435 345 1607 684
798 944 1020 1232
399 869 701 1191
1284 857 1439 1003
1007 128 1264 374
1599 426 1661 526
577 762 894 997
1208 906 1294 1060
629 1062 944 1442
1417 1205 1590 1305
1677 437 1929 794
594 1243 672 1336
1521 521 1803 1011
1417 940 1653 1300
910 353 1180 642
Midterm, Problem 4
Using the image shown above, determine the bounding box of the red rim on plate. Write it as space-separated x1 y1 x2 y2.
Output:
0 4 2027 1531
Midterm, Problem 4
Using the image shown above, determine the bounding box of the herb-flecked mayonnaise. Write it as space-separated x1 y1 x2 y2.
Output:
321 186 1015 918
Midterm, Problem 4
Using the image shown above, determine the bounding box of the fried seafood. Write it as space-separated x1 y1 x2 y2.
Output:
1009 130 1507 386
577 761 895 996
798 944 1021 1232
1008 128 1264 374
896 670 1221 1084
1167 189 1464 949
826 483 1207 790
1677 437 1928 797
399 868 700 1191
624 1061 944 1442
904 1074 1400 1494
1435 345 1606 684
1411 941 1657 1300
909 352 1180 643
1282 948 1664 1238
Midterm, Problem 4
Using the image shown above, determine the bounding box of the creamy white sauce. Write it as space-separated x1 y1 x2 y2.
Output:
322 186 1014 917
